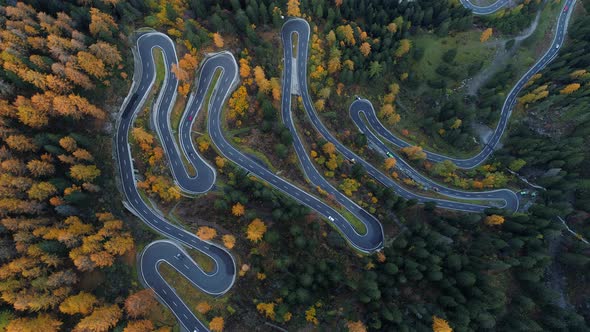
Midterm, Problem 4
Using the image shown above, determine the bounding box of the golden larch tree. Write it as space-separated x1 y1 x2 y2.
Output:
286 0 301 17
70 164 101 182
384 157 397 170
484 214 505 226
197 226 217 240
196 301 211 314
395 39 412 58
432 316 453 332
232 202 245 217
480 28 493 42
212 33 224 48
560 83 581 94
253 66 271 93
347 320 367 332
6 314 62 332
360 42 371 57
59 292 97 315
209 317 224 332
89 8 117 37
124 320 154 332
74 304 122 332
322 142 336 155
222 234 236 249
247 218 267 242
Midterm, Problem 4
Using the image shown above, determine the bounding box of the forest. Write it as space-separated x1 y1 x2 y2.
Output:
0 0 589 331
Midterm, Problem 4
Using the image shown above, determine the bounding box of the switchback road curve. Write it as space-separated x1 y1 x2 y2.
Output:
116 0 575 329
117 32 236 332
352 0 576 169
202 53 384 253
460 0 510 15
282 19 518 213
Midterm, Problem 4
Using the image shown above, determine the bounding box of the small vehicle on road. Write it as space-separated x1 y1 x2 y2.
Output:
328 216 335 222
175 253 183 260
386 151 394 158
187 115 193 121
555 44 560 49
564 5 569 11
432 187 440 192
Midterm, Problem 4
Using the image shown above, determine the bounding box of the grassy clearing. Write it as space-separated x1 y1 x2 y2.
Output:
292 32 298 57
339 208 368 234
202 69 222 118
153 49 165 88
411 30 497 84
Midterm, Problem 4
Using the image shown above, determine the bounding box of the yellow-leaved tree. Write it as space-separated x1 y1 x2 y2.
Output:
246 218 267 242
480 28 493 42
484 214 505 226
231 202 245 217
432 316 453 332
209 317 224 332
197 226 217 240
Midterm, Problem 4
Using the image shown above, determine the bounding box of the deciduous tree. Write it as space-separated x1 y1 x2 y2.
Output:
246 218 267 242
222 234 236 249
560 83 581 94
401 145 427 160
384 157 397 170
74 304 122 332
480 28 493 42
432 316 453 332
484 214 505 226
125 290 157 319
59 292 97 315
232 202 245 217
209 317 224 332
212 33 224 48
197 226 217 240
70 164 101 182
286 0 301 17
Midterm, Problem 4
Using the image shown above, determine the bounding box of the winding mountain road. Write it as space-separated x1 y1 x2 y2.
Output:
352 0 576 169
115 0 575 330
116 33 236 332
282 19 518 213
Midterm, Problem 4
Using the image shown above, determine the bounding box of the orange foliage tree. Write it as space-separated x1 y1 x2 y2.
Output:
209 317 224 332
247 218 267 242
432 316 453 332
59 292 97 315
197 226 217 240
125 290 157 319
74 304 122 332
401 145 427 160
484 214 505 226
480 28 493 42
222 234 236 249
232 202 245 217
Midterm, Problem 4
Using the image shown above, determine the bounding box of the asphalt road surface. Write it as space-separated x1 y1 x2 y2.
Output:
201 52 385 253
352 0 576 169
116 0 575 329
116 32 235 332
460 0 509 15
282 19 519 213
